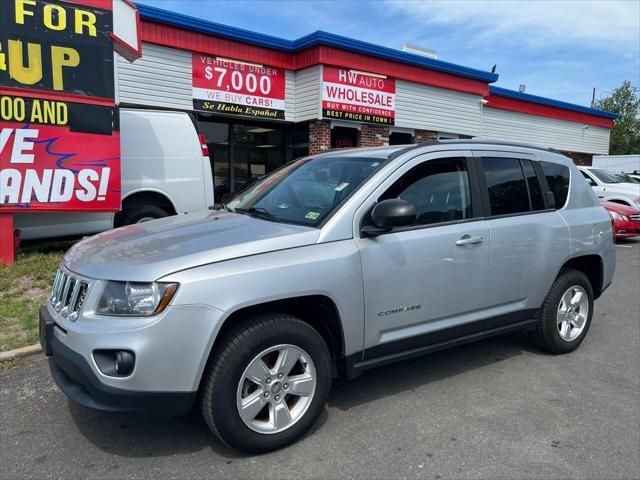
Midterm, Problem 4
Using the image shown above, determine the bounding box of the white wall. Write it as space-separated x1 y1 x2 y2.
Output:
293 66 322 122
394 80 483 137
479 106 611 154
116 43 193 110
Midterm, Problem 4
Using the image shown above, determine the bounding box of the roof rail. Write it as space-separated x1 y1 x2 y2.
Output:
413 138 560 153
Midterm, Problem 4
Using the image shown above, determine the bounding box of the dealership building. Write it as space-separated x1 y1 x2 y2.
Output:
119 4 617 198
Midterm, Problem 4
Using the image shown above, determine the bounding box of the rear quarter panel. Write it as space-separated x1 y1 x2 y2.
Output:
557 157 616 290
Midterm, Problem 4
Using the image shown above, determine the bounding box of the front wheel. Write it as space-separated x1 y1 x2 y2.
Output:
530 268 594 354
200 314 332 453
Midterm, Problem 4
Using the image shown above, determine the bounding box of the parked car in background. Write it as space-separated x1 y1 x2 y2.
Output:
15 109 215 240
612 172 640 184
40 140 615 453
578 166 640 207
601 200 640 239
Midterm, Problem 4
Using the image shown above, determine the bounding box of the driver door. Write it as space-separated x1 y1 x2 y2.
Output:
354 152 491 359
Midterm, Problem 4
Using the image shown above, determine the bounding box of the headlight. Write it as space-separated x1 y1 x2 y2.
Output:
96 281 178 316
608 211 626 221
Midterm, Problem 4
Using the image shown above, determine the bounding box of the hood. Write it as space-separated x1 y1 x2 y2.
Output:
601 201 640 215
63 211 320 282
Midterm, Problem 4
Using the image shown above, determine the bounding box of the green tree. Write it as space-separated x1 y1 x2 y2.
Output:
595 80 640 154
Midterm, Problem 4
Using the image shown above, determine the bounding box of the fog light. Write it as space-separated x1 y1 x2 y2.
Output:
93 350 135 377
115 351 135 376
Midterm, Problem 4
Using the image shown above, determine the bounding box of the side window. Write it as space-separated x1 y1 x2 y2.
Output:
521 160 545 211
540 161 571 208
481 157 530 215
380 157 472 226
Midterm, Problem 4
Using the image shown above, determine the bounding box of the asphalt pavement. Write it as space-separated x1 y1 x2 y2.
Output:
1 239 639 479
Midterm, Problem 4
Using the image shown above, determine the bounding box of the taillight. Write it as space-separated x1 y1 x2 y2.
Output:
198 134 209 157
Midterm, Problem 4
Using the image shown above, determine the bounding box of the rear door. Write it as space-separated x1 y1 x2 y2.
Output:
355 151 492 359
474 151 569 319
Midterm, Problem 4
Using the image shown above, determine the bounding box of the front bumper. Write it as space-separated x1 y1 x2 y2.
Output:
39 304 218 415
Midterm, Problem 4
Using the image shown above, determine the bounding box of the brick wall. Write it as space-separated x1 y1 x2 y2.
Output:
560 150 593 166
412 129 438 144
360 124 390 147
309 120 331 154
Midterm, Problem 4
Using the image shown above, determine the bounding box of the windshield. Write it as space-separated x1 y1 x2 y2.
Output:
225 155 387 226
589 168 621 184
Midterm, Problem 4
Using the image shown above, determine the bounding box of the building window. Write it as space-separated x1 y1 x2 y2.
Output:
331 126 359 148
389 132 413 145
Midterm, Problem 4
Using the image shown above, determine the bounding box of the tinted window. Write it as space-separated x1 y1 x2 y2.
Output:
541 161 570 209
589 168 621 184
521 160 545 211
481 157 529 215
381 157 472 226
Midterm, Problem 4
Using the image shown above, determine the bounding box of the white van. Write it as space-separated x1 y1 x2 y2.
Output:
15 109 215 240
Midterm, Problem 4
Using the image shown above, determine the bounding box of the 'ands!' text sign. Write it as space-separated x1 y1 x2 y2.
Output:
0 0 120 212
193 55 286 120
322 66 395 125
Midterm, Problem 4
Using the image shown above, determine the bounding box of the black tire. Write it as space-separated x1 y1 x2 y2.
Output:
530 268 594 354
118 204 169 226
200 313 332 453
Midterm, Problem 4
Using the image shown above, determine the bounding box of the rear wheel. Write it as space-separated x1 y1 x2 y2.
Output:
530 268 594 354
200 314 332 453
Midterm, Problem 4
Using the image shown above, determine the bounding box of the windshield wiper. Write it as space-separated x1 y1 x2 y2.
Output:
234 207 280 222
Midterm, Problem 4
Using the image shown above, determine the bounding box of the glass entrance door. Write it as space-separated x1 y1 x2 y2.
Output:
233 125 284 192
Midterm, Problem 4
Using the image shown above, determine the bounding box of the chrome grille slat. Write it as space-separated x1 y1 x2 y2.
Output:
68 281 81 312
49 268 91 317
50 269 62 301
74 283 88 312
630 214 640 223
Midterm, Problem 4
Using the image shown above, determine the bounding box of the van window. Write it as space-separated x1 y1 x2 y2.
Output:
540 161 570 208
481 157 529 215
521 160 545 211
380 157 472 226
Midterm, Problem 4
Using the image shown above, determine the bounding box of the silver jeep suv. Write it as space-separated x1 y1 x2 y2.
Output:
40 140 615 452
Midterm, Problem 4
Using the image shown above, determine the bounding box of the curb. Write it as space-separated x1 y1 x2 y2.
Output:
0 343 42 362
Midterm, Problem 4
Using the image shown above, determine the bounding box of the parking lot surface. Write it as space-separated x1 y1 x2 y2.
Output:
1 240 639 480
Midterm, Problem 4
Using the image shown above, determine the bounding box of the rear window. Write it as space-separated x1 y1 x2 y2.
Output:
521 160 545 211
540 161 570 209
481 157 530 215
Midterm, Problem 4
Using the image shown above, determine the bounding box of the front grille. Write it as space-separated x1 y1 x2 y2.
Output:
629 213 640 223
50 267 89 317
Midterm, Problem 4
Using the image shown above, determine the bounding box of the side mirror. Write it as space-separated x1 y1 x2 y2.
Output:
361 199 416 236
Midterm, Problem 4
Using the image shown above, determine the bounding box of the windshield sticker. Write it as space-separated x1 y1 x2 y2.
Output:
335 182 350 192
305 211 320 220
371 162 380 167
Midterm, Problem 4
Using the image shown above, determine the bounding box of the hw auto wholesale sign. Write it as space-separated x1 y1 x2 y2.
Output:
322 66 395 125
0 0 120 212
192 54 286 120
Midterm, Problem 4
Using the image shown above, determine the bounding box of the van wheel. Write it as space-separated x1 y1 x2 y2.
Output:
118 205 169 225
200 314 331 453
530 268 594 354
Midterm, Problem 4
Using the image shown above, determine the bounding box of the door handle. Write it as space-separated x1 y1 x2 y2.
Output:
456 234 483 246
